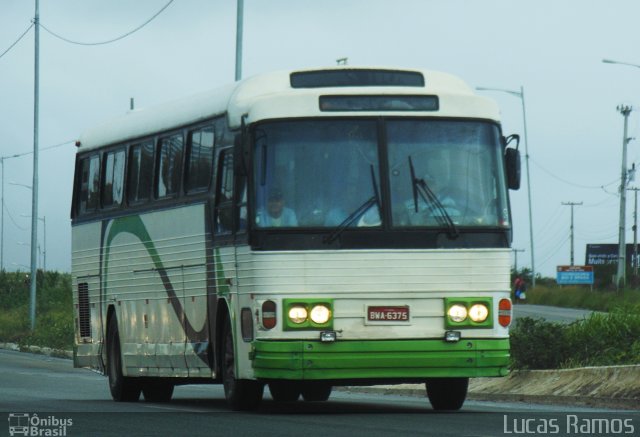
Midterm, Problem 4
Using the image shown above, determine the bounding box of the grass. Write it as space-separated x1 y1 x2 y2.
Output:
0 270 73 350
525 285 640 312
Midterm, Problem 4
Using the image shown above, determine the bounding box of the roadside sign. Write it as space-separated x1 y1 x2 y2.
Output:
556 265 594 285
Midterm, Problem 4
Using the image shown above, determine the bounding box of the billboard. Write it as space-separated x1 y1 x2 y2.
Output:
585 243 640 268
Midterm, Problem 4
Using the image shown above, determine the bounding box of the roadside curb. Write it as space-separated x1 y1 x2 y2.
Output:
341 366 640 411
0 342 73 360
340 385 639 411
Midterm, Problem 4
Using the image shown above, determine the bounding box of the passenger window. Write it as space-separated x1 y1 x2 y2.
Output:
102 149 125 208
78 155 100 215
128 141 154 203
156 134 184 199
186 126 215 193
215 150 234 233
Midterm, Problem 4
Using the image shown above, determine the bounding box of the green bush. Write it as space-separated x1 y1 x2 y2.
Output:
511 309 640 369
0 270 73 350
510 317 570 369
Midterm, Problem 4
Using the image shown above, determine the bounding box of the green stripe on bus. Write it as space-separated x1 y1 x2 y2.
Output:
251 338 509 379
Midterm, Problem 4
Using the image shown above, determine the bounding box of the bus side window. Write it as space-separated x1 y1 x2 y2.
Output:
102 149 125 209
156 133 184 199
185 126 215 194
78 155 100 215
128 141 154 203
215 149 234 234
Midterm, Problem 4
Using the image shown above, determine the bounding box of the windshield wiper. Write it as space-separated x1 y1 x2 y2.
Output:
323 165 380 244
408 156 459 239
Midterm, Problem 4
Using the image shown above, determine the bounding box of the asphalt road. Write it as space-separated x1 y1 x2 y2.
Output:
513 304 597 324
1 350 637 437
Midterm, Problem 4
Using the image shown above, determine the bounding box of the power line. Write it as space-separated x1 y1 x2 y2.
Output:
4 139 75 160
530 156 619 190
3 203 28 232
0 23 34 61
39 0 175 46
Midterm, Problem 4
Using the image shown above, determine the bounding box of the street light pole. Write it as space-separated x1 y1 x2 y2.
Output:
1 157 4 272
235 0 244 81
476 85 536 287
30 0 40 331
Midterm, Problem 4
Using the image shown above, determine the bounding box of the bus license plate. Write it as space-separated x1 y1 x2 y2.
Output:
367 306 410 322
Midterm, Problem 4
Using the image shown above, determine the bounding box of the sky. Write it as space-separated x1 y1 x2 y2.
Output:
1 0 640 278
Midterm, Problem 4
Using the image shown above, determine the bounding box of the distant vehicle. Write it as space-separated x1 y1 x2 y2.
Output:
71 66 520 411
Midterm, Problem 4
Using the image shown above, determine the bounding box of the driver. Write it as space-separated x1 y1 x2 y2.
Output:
257 188 298 227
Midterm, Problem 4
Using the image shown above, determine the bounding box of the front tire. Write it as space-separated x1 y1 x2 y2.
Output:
300 382 332 402
142 381 174 402
107 315 141 402
268 382 301 402
222 319 263 410
426 377 468 411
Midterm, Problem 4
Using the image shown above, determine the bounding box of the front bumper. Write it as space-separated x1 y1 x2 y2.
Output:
251 338 509 380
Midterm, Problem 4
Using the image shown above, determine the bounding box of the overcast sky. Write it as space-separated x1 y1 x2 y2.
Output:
2 0 640 277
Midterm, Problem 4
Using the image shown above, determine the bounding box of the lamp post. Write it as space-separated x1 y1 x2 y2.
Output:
235 0 243 81
29 0 41 332
476 85 536 287
603 59 640 70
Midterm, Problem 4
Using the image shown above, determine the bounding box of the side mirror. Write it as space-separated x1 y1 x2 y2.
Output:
505 148 521 190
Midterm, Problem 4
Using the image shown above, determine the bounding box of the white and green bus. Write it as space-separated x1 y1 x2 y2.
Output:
71 66 520 411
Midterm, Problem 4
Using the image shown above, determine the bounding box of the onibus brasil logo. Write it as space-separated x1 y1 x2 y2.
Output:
8 413 73 436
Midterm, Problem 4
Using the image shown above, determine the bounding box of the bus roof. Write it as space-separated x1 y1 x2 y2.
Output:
77 66 500 152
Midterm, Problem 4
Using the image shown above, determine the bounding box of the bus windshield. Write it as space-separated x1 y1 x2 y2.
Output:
252 119 509 229
387 120 510 228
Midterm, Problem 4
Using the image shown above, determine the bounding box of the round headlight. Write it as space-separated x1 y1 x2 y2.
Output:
310 305 331 324
288 305 308 324
469 304 489 322
448 304 468 323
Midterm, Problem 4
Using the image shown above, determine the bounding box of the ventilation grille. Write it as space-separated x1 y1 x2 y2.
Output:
78 283 91 338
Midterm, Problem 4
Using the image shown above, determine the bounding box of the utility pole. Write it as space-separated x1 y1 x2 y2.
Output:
29 0 40 331
512 248 525 272
235 0 244 81
617 105 633 292
562 202 583 266
629 187 640 277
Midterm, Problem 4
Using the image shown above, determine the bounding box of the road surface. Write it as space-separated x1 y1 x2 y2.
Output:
513 304 598 324
1 349 636 437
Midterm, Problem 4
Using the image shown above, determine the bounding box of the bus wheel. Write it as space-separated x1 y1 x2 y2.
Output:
268 382 301 402
425 377 468 411
222 320 263 410
142 381 174 403
301 383 332 402
107 315 141 402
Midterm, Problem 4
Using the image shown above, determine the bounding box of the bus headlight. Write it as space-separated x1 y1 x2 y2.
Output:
288 305 308 324
447 304 468 323
469 304 489 323
310 305 331 324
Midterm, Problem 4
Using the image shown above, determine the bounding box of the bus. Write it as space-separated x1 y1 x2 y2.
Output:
71 66 520 411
